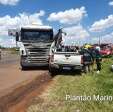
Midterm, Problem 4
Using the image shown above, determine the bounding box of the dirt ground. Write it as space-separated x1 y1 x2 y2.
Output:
0 50 52 112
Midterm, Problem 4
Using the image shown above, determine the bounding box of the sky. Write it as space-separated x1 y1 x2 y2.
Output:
0 0 113 47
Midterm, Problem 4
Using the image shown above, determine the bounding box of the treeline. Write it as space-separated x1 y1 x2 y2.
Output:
0 46 7 49
0 46 19 54
0 45 17 49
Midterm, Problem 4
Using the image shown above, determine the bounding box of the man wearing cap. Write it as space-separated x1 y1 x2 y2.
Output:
80 44 93 73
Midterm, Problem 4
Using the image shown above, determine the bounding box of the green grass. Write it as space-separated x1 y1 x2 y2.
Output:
1 48 19 54
8 48 19 54
27 58 113 112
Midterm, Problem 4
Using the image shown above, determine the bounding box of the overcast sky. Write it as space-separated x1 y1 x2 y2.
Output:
0 0 113 47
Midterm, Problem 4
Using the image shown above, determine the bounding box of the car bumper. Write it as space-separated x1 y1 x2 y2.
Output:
50 63 83 70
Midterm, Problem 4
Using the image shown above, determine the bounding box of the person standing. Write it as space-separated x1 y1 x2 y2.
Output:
95 46 102 74
80 45 93 73
88 46 96 72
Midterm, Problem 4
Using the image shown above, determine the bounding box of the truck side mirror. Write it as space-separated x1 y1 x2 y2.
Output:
52 49 55 53
16 32 19 41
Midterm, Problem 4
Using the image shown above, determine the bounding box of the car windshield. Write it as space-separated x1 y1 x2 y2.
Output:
21 29 53 42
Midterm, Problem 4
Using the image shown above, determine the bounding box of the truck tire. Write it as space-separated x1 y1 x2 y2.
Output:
20 57 28 70
21 64 28 71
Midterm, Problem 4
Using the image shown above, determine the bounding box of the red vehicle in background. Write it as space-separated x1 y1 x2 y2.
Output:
100 44 113 57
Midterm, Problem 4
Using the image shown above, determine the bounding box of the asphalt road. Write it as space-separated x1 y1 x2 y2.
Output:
0 50 51 112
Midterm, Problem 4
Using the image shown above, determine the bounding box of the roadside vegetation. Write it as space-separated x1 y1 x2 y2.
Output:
9 47 19 54
27 58 113 112
0 46 19 54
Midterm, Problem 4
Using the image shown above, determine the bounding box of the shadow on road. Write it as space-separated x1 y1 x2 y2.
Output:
59 70 82 76
50 70 82 77
19 66 49 71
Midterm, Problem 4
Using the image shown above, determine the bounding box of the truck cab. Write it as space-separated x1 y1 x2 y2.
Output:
12 25 54 70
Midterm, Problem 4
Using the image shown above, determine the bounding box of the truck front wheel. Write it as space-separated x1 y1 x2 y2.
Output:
21 65 28 70
20 56 28 70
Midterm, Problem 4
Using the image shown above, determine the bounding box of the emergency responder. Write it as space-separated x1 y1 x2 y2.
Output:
80 44 93 73
95 46 102 74
88 46 96 72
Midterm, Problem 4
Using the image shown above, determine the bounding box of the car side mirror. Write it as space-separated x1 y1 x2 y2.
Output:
52 49 54 53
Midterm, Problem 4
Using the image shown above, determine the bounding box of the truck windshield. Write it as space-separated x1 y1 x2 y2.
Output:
21 29 53 42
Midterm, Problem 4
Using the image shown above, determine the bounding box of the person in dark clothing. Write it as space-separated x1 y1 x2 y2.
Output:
95 48 102 73
80 47 93 73
88 47 96 72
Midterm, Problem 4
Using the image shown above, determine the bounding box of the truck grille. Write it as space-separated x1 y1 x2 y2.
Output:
27 47 49 64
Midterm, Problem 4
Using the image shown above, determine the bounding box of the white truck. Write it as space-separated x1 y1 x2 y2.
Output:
49 30 83 75
8 25 53 70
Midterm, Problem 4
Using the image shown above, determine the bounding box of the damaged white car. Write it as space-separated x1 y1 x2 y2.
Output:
49 29 83 75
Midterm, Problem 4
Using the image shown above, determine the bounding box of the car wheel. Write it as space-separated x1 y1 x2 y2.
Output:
49 66 58 76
